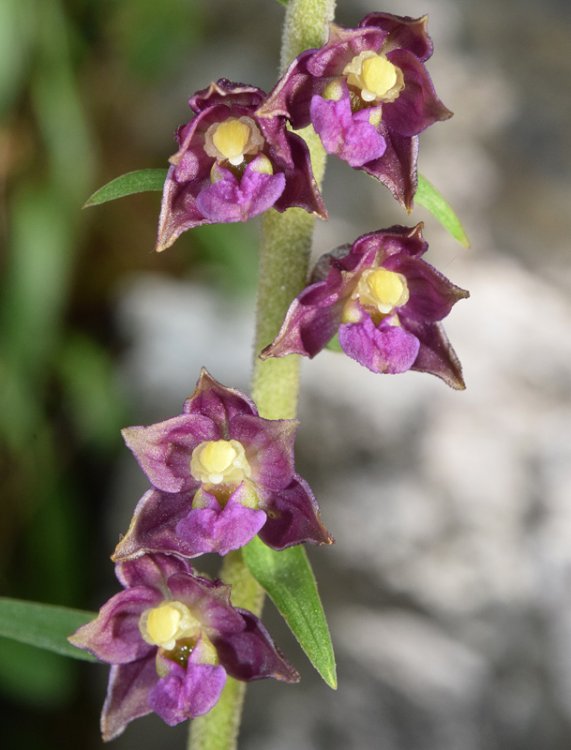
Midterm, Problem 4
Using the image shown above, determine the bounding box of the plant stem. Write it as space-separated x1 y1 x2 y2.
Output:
188 2 335 748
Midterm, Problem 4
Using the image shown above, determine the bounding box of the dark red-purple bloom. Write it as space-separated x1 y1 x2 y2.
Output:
70 554 298 740
262 224 469 389
259 13 452 208
113 370 332 560
156 79 326 251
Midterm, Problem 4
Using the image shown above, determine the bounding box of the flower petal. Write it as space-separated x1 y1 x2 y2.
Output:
69 588 158 664
149 659 227 725
195 164 286 224
339 315 420 374
230 414 297 490
112 489 198 562
310 94 386 167
259 476 333 549
100 658 157 741
175 488 267 556
406 319 466 389
183 369 258 424
122 414 217 493
214 609 299 683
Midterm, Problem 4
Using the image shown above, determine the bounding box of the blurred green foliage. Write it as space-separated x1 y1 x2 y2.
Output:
0 0 258 745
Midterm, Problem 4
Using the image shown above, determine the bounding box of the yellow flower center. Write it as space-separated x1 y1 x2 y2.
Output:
343 52 404 104
358 268 410 314
204 117 265 166
190 439 251 486
139 602 200 651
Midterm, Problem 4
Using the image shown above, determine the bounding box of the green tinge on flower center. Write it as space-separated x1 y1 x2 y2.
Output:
204 116 265 167
190 439 251 486
343 52 404 104
139 601 201 651
342 268 410 323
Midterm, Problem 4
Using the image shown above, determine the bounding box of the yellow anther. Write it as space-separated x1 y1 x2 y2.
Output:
212 120 251 164
139 602 199 651
356 268 410 315
361 56 398 99
343 52 404 104
190 439 251 486
204 117 265 167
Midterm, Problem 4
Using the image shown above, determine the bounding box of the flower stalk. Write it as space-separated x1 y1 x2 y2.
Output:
188 1 335 748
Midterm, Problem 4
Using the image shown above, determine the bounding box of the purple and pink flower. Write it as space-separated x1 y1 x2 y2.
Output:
70 554 298 740
113 370 332 561
156 79 326 251
262 224 469 389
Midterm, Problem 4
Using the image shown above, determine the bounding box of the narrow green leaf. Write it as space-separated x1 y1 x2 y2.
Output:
275 0 289 6
84 168 167 207
415 174 470 248
0 598 97 662
243 538 337 689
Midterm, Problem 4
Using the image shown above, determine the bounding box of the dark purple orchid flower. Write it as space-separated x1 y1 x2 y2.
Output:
69 554 298 740
113 370 332 561
258 13 452 209
262 224 469 389
156 79 326 251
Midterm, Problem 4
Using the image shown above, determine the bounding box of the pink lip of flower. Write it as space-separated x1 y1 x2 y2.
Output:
257 13 452 209
112 369 332 562
261 224 469 390
68 554 299 741
155 79 327 252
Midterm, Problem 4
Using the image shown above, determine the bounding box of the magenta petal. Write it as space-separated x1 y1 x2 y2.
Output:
122 414 217 493
230 414 296 490
214 610 299 683
69 588 158 664
259 475 332 549
339 315 420 374
100 658 157 741
361 127 418 209
149 660 226 725
195 164 286 223
310 94 386 168
175 489 267 556
116 554 194 590
359 12 434 61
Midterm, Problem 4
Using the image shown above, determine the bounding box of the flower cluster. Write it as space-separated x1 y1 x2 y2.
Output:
71 10 469 743
71 372 330 739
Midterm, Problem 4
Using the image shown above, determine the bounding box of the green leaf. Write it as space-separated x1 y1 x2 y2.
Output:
325 332 343 353
0 598 97 662
84 168 167 207
275 0 289 5
243 538 336 689
415 174 470 248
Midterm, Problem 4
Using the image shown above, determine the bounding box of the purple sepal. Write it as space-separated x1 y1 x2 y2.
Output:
310 92 386 167
121 414 216 494
184 369 257 425
69 587 159 664
408 319 466 390
339 315 420 374
214 609 299 683
263 224 468 388
259 476 333 549
175 487 267 556
101 658 158 742
150 651 227 725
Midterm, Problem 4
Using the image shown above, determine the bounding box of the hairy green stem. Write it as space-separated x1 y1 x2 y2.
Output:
188 2 335 748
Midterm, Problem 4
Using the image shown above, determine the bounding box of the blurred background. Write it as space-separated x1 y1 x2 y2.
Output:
1 0 570 748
